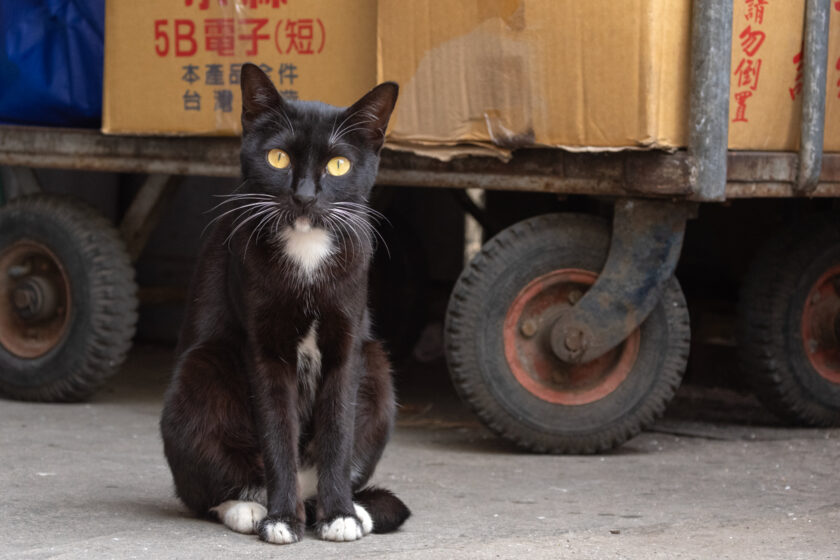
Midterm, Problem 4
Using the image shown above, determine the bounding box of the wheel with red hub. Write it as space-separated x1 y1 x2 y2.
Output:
444 213 690 453
738 215 840 426
0 195 137 401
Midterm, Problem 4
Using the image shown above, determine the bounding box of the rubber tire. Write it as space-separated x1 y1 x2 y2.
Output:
0 195 138 402
737 215 840 426
444 213 690 454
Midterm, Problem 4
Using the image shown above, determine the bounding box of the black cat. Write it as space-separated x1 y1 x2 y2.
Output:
160 63 409 544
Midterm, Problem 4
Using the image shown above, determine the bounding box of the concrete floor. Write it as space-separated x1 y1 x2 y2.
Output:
1 345 839 559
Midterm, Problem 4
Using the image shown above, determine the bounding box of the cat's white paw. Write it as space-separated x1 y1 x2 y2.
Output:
319 516 364 542
354 503 373 535
210 500 267 534
260 520 299 545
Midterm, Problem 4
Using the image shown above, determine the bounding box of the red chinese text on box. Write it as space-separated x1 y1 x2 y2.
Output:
836 56 840 99
789 51 804 100
155 19 199 57
275 18 325 54
154 17 326 57
238 18 269 56
205 19 235 56
184 0 287 10
738 26 766 57
836 2 840 98
733 58 762 91
732 1 768 124
732 90 753 123
744 0 768 24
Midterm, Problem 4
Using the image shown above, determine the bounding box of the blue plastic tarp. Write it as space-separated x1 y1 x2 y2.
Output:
0 0 104 128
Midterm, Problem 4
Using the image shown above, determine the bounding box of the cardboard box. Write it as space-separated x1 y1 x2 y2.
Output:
103 0 376 135
729 0 838 150
377 0 840 159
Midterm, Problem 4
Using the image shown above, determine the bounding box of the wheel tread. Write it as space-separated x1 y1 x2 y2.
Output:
737 214 840 426
445 213 690 454
0 194 138 402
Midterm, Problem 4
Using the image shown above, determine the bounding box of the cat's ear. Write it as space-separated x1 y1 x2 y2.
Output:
240 63 284 128
343 82 399 151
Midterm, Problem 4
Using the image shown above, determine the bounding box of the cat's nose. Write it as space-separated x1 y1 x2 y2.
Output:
292 193 316 206
294 178 317 207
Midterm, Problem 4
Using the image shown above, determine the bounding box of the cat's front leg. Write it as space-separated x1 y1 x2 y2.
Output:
311 343 365 542
250 355 306 545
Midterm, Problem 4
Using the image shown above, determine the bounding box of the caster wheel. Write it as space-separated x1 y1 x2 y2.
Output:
445 213 690 453
738 215 840 426
0 195 137 401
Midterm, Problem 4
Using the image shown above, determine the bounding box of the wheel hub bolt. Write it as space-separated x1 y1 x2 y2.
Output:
8 264 30 279
12 285 41 319
568 289 583 305
13 287 34 310
520 319 538 338
564 329 585 352
10 277 55 321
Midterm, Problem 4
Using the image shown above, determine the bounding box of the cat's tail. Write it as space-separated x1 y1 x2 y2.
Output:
304 486 411 534
353 486 411 533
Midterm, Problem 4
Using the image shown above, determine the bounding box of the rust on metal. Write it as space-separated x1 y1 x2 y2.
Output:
503 268 640 405
801 264 840 384
0 240 71 359
623 151 694 195
550 200 689 364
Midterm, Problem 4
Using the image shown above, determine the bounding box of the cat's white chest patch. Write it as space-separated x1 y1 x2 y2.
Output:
280 218 334 280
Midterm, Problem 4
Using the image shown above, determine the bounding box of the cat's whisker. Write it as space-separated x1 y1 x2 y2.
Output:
330 121 377 145
206 179 252 202
338 200 384 213
325 212 362 257
319 214 344 254
334 211 370 257
244 207 282 256
211 191 273 200
229 178 250 194
204 196 275 222
264 105 296 135
332 201 391 226
372 229 390 258
330 207 367 232
272 209 290 239
332 206 391 258
329 108 377 145
332 208 387 259
328 108 363 144
202 200 278 238
270 209 284 239
329 141 361 154
280 112 296 135
224 205 278 247
278 110 297 135
207 198 274 218
336 215 365 258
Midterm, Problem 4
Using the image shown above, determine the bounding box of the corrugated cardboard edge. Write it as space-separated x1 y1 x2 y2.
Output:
384 139 679 162
101 1 115 135
100 126 239 137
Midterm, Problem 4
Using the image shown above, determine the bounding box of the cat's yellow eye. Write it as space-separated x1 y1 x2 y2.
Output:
267 149 290 169
326 156 351 177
